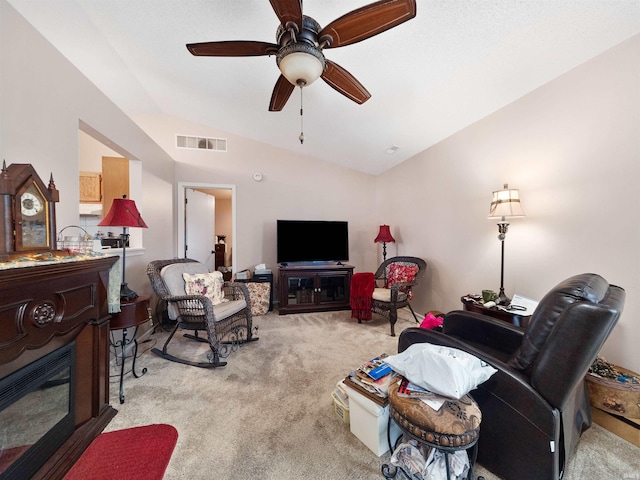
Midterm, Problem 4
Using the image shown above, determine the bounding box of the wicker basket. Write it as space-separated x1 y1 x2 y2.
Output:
586 365 640 419
332 380 350 424
332 392 350 424
57 226 94 255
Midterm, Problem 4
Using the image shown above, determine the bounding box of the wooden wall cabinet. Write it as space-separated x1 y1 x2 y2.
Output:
79 171 102 203
101 157 129 214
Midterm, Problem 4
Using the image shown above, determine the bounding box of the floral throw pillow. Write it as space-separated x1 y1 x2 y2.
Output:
183 271 226 305
385 263 419 300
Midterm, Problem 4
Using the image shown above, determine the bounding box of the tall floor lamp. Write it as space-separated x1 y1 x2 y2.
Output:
488 184 525 305
99 195 148 301
374 225 395 262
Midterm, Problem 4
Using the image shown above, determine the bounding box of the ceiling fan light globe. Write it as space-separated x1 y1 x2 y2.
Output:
278 51 324 86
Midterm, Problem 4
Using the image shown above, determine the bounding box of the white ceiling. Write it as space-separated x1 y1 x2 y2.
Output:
8 1 640 175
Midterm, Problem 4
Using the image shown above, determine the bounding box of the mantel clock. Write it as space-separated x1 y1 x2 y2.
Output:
0 162 59 256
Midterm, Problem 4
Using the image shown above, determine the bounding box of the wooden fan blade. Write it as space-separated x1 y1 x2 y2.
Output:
319 0 416 49
321 60 371 104
269 75 296 111
269 0 303 28
187 41 278 57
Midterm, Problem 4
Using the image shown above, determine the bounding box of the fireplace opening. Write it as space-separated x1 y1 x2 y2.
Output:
0 343 76 479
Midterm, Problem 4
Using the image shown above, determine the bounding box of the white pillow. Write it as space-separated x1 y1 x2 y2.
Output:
383 343 497 399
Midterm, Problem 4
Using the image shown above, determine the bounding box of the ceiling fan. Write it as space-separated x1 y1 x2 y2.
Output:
186 0 417 112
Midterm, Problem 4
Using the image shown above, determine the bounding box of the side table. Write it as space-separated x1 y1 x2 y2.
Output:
109 294 152 404
461 296 530 328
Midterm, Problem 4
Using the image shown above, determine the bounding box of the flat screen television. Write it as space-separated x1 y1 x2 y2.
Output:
277 220 349 264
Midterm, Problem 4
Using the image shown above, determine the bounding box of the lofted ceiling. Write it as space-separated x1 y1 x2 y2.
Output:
7 0 640 175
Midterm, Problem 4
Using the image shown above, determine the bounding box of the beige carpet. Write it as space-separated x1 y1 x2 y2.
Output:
106 309 639 479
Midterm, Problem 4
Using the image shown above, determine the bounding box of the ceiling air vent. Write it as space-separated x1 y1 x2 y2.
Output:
176 135 227 152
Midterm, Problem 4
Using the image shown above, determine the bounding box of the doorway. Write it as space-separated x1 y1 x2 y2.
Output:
78 126 146 255
177 182 236 273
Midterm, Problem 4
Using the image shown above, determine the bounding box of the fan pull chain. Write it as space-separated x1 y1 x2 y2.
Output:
299 86 304 144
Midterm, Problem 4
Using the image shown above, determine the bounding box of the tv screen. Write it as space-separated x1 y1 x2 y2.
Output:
277 220 349 264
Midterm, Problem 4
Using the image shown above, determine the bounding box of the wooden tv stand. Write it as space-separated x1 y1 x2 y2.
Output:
278 263 353 315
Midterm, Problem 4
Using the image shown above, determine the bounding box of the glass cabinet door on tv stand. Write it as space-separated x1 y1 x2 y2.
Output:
278 264 354 314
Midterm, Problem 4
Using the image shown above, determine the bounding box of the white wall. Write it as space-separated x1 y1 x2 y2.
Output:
0 1 176 296
377 35 640 372
132 113 379 275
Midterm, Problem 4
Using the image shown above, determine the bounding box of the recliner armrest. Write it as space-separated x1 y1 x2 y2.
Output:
443 310 524 356
396 312 523 363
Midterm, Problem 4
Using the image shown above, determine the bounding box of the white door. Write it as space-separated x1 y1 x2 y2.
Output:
185 189 215 268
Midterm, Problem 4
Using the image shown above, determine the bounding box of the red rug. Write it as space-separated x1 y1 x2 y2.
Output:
64 424 178 480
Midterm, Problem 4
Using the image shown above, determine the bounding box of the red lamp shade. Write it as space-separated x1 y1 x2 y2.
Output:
98 195 147 301
374 225 395 244
99 196 148 228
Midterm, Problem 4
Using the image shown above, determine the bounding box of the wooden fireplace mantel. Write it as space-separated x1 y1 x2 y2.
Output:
0 254 119 479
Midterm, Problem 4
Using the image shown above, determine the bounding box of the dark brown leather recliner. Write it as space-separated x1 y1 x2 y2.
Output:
397 273 625 480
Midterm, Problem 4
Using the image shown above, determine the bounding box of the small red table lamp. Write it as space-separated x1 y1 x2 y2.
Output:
374 225 395 262
99 195 148 301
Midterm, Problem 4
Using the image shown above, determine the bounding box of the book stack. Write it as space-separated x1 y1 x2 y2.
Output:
397 378 432 397
396 377 447 411
344 354 397 407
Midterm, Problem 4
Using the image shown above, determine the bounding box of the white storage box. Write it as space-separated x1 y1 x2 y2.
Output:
342 380 402 456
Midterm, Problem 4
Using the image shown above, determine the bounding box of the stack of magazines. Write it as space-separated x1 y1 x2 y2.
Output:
344 354 397 406
396 378 447 410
